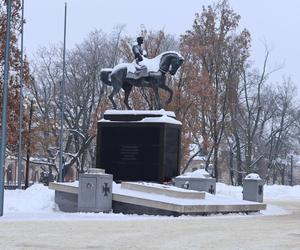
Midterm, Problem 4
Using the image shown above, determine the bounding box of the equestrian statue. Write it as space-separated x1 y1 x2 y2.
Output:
100 36 184 110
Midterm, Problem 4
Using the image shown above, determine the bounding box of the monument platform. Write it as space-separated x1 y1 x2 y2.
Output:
49 181 266 216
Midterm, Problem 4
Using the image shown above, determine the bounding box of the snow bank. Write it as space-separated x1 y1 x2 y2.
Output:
264 185 300 200
4 184 56 214
216 182 300 200
216 183 243 199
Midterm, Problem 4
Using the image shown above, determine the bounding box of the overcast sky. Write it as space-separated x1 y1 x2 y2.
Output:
24 0 300 89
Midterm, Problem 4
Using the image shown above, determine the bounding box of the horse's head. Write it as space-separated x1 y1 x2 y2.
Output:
159 52 184 75
169 55 184 75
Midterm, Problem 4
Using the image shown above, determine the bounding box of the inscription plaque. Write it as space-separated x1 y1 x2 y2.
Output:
120 145 139 161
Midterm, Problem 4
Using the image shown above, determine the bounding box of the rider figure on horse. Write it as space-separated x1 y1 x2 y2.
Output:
132 36 147 67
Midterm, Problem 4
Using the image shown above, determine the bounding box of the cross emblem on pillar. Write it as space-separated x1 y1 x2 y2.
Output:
208 185 215 194
102 183 110 196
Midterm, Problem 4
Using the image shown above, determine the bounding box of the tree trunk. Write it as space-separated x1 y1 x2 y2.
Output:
25 100 34 189
281 167 285 185
229 150 234 185
213 145 219 181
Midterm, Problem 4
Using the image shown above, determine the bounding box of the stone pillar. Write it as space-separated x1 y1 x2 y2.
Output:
243 173 264 203
78 172 113 212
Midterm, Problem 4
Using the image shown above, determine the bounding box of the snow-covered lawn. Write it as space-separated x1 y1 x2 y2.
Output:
1 182 300 221
216 183 300 200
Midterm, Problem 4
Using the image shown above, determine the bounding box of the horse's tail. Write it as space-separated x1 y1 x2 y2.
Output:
100 68 113 86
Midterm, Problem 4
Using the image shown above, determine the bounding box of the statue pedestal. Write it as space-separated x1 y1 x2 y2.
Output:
96 110 181 183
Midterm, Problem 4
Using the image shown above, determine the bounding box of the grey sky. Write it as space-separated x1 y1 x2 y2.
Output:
24 0 300 89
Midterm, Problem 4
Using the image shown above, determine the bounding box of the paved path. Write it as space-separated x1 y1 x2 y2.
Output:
0 200 300 250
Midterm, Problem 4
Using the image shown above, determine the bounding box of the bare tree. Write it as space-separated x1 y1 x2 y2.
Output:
30 29 121 178
264 78 299 184
180 0 250 181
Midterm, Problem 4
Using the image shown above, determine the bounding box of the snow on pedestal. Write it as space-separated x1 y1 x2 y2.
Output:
176 169 212 179
100 109 180 125
245 173 262 180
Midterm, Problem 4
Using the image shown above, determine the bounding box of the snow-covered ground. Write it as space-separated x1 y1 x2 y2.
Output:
1 182 300 221
216 183 300 200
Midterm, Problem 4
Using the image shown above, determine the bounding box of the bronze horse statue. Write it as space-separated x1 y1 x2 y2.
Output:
100 51 184 110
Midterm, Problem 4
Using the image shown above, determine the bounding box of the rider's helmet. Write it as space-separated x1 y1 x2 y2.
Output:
137 36 144 44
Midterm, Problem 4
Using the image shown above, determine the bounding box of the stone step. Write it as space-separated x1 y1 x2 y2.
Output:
121 182 205 199
113 183 267 215
49 182 78 194
113 193 267 214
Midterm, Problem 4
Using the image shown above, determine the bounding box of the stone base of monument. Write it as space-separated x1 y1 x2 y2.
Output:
49 181 266 215
96 110 182 183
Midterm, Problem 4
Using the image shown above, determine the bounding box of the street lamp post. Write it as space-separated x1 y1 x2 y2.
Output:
0 0 12 216
17 0 25 189
59 3 67 182
25 99 34 189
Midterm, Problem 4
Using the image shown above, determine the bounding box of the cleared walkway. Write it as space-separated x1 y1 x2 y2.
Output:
0 199 299 250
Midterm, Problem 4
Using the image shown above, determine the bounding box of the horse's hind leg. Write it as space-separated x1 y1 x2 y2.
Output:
108 88 119 109
109 78 122 109
123 83 133 110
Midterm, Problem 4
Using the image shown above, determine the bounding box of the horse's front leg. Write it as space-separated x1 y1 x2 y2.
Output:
153 86 162 110
108 89 118 109
160 84 173 105
123 83 133 110
109 76 122 109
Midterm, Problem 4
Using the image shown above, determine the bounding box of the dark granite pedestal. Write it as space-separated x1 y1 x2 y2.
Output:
96 110 181 183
